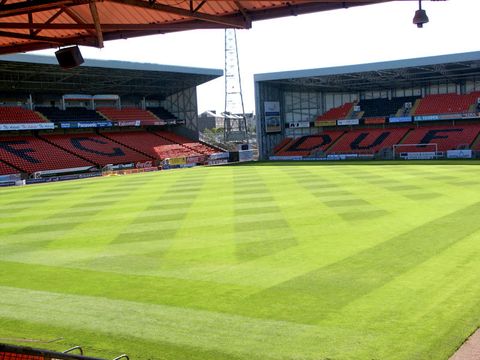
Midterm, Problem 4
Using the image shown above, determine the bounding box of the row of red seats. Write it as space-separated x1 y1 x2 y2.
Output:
413 92 480 115
155 131 218 155
0 106 46 124
0 131 220 175
275 124 480 156
0 136 94 173
316 102 354 121
275 131 345 157
96 107 159 122
401 124 480 152
101 131 197 160
329 127 409 154
0 160 19 175
41 133 152 166
314 91 480 121
0 352 43 360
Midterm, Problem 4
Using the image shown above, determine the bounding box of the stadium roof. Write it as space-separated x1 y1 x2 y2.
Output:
0 0 430 55
254 51 480 92
0 53 222 98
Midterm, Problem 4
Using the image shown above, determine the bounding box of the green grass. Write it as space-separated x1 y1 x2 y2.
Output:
1 161 480 360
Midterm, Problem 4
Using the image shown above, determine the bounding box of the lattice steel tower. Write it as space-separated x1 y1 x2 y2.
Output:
223 28 248 143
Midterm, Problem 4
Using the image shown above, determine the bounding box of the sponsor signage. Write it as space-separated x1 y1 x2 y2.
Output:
265 116 281 133
288 121 310 129
60 121 112 129
0 174 20 182
264 101 280 116
239 150 254 162
389 116 412 123
364 117 386 125
26 172 101 184
447 150 472 159
403 152 436 160
139 120 166 126
209 152 229 160
0 181 16 187
414 113 479 122
264 101 281 133
136 161 154 168
0 123 55 131
337 119 359 126
109 163 135 170
35 166 95 176
269 156 303 161
186 155 207 164
315 120 337 127
117 120 141 127
437 113 479 120
167 157 186 165
207 159 228 165
326 154 359 160
414 115 439 122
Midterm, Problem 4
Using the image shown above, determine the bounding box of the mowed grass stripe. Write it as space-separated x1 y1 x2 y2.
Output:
245 200 480 323
234 167 298 261
0 285 366 360
1 162 480 360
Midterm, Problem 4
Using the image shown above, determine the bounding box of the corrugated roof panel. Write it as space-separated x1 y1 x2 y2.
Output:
0 0 411 54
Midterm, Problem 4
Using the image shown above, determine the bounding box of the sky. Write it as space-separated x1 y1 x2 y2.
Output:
34 0 480 114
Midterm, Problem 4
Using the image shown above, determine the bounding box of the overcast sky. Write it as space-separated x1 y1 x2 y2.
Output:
35 0 480 114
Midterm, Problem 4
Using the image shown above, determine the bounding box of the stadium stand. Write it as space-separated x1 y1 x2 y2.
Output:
0 343 116 360
316 102 354 121
96 107 158 122
100 130 195 159
0 351 43 360
358 96 420 117
413 93 475 115
0 160 19 175
154 131 218 155
0 106 46 123
0 136 94 173
273 137 294 154
400 124 480 151
40 133 151 166
147 107 177 121
326 127 410 154
35 106 106 122
275 131 345 157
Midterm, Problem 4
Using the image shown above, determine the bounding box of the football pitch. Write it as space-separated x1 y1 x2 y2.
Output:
1 161 480 360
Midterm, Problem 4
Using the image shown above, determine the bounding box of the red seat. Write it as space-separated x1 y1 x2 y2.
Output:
402 124 480 151
0 160 19 175
154 131 218 156
275 131 344 157
0 106 46 124
97 107 159 122
316 102 354 121
414 94 473 115
41 133 151 166
327 127 409 154
0 352 44 360
0 136 93 173
101 131 199 160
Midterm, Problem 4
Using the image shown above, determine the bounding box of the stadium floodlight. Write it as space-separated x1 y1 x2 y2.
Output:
413 0 429 28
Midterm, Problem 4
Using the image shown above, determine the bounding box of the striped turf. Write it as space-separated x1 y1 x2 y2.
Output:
1 161 480 360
